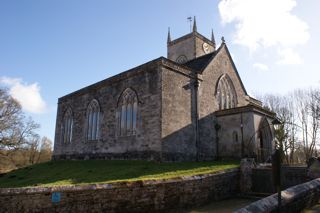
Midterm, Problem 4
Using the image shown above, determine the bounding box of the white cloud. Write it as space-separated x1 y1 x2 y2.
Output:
277 48 302 65
253 63 269 71
0 77 47 114
218 0 309 64
219 0 309 50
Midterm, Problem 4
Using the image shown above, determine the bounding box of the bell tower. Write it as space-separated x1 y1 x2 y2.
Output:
167 17 216 64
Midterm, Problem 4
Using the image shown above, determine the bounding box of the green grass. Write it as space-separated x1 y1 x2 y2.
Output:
0 160 239 188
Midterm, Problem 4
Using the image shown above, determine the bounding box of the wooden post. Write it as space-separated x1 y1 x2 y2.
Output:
272 149 281 212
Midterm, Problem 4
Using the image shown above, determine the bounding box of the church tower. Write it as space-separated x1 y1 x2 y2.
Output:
167 17 216 64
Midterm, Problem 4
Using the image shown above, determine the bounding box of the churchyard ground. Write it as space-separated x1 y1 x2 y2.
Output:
0 160 239 188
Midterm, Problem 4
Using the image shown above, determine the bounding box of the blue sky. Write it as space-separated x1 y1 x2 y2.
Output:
1 0 319 141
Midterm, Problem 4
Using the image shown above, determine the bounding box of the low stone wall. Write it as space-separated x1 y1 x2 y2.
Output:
234 178 320 213
0 168 239 213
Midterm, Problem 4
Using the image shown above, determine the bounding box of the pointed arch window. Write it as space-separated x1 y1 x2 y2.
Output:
62 107 73 143
87 99 100 140
117 88 138 136
216 74 237 110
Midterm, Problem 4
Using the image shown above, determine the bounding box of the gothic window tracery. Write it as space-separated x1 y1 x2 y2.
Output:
216 74 237 110
176 55 188 64
87 99 100 140
61 107 73 143
117 88 138 136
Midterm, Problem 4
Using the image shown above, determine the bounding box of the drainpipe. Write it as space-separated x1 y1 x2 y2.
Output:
214 122 221 160
241 113 244 158
194 79 200 161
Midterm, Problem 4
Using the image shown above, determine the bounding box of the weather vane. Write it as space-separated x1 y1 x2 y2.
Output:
187 17 192 32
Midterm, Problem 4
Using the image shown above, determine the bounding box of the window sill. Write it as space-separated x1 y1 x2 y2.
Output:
117 134 137 138
87 139 99 142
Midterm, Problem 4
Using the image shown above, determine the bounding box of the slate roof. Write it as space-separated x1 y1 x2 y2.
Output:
183 44 223 73
184 52 214 72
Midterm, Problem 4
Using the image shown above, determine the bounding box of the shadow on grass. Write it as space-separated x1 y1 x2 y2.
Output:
0 160 239 188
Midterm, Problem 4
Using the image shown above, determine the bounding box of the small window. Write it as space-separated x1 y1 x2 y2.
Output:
233 131 238 143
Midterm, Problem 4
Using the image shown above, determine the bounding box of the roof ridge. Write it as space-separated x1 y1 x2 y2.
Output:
59 57 164 101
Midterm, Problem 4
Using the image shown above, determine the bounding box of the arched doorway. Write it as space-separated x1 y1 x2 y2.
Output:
258 118 273 162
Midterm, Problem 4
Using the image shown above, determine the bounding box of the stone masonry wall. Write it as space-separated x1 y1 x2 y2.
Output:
161 67 197 161
0 169 239 213
197 45 249 160
168 35 195 62
53 59 163 161
216 112 254 158
194 35 214 58
167 32 214 63
198 44 248 115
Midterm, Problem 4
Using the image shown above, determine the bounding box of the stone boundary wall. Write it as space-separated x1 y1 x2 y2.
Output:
0 168 239 213
234 178 320 213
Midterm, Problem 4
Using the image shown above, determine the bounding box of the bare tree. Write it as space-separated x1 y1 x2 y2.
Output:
28 135 41 165
0 88 39 150
257 87 320 164
0 88 23 148
37 137 52 163
0 87 41 171
260 94 297 164
293 89 310 160
306 88 320 157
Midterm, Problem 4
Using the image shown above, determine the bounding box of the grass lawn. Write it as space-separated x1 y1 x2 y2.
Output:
0 160 239 188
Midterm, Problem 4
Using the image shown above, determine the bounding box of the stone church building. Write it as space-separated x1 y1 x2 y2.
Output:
53 19 277 162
